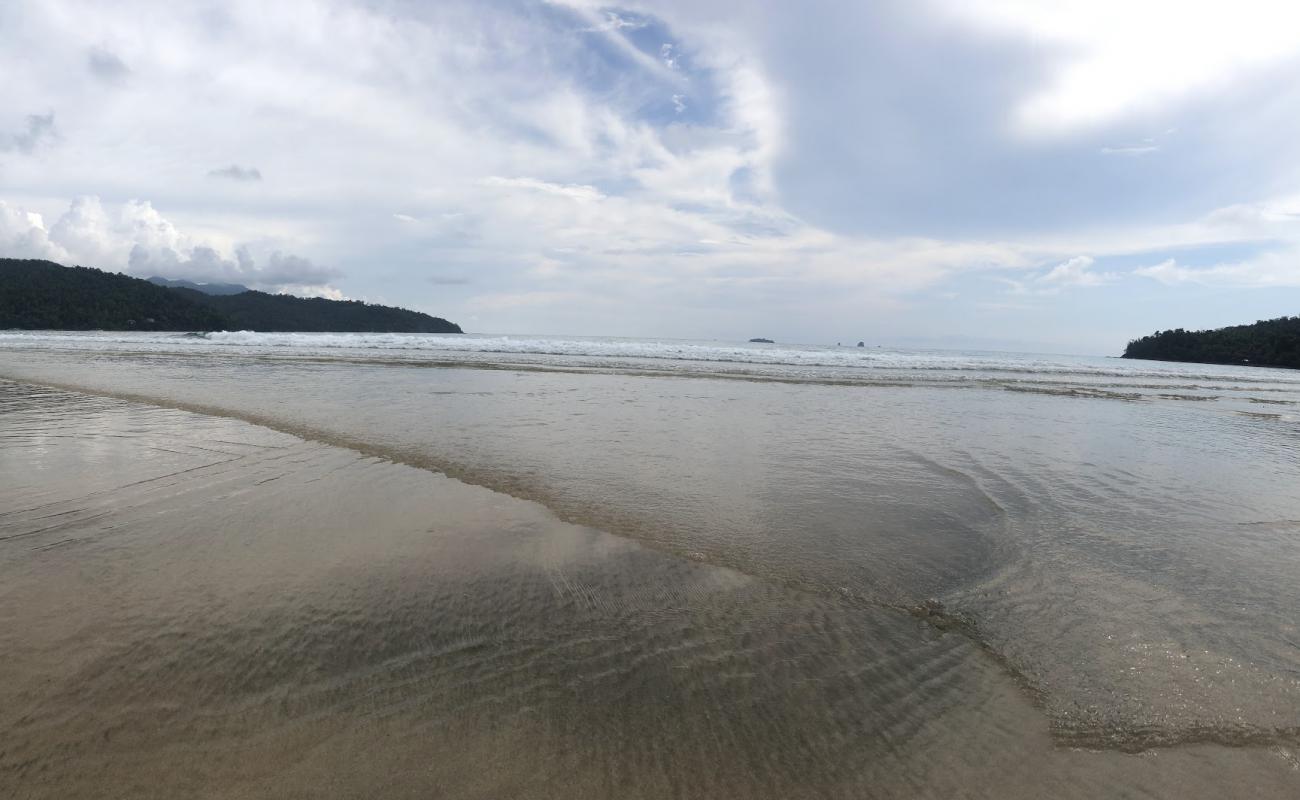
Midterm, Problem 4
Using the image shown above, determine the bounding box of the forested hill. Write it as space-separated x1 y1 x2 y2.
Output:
1 258 227 331
1123 316 1300 369
1 258 462 334
174 287 462 333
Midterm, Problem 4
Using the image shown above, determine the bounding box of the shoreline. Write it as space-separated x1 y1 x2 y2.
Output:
2 376 1299 797
3 355 1300 754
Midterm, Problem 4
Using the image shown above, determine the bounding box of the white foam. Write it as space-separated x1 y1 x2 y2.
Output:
4 330 1300 391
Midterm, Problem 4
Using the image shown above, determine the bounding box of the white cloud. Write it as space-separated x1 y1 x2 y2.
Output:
1 195 340 295
587 12 648 33
1037 255 1116 288
937 0 1300 134
2 0 1298 348
479 176 605 202
660 43 678 69
127 244 339 290
1135 251 1300 288
998 255 1118 295
1099 144 1158 156
275 284 346 300
0 201 67 261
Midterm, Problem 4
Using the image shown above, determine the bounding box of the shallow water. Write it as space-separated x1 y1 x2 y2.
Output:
2 333 1299 795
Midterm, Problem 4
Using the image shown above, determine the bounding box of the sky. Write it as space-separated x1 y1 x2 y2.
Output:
3 0 1300 353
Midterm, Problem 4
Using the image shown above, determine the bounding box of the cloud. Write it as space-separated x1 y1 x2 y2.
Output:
1134 251 1300 288
480 176 604 201
998 255 1118 295
660 43 678 69
0 201 67 261
259 252 341 285
208 164 263 181
276 284 346 300
127 245 340 290
1037 255 1116 288
1099 144 1158 156
87 47 129 82
2 196 339 296
2 0 1299 350
1 113 56 154
1099 129 1174 156
935 0 1300 133
585 11 649 33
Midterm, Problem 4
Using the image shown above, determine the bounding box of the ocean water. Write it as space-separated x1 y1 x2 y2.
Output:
2 332 1299 796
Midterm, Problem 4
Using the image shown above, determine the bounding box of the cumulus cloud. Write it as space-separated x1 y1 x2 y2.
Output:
1 196 340 295
126 245 339 289
208 164 263 181
0 201 67 261
276 284 346 300
2 113 56 154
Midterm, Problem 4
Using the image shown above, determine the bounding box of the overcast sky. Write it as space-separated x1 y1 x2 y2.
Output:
3 0 1300 352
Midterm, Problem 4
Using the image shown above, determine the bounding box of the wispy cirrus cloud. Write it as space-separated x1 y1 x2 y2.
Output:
1135 249 1300 288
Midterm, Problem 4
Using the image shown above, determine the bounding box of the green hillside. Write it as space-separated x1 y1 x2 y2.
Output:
1 258 462 334
1123 317 1300 369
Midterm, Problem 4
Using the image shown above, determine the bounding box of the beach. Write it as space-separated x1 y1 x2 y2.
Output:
2 334 1300 797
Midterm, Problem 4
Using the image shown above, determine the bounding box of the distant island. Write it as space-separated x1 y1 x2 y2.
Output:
1123 316 1300 369
1 258 462 334
749 337 774 343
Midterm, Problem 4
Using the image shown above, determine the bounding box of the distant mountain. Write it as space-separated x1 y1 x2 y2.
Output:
147 275 251 295
1 258 462 334
1123 316 1300 369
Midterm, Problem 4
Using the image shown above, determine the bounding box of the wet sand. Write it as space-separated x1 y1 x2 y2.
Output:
1 379 1298 798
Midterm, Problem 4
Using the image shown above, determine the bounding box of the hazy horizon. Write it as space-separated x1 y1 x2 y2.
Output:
3 0 1300 353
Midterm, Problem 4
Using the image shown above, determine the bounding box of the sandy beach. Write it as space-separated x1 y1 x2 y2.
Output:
2 375 1298 798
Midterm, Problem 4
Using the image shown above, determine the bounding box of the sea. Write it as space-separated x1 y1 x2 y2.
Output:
2 331 1298 798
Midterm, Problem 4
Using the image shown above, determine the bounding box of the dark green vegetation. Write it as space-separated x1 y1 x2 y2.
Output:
175 287 461 333
1 258 228 331
1123 316 1300 369
1 259 462 333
